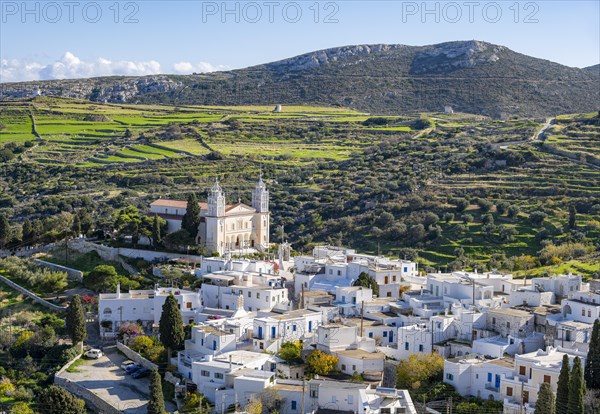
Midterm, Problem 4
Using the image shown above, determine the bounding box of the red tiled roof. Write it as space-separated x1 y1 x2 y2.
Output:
151 199 252 214
150 199 209 209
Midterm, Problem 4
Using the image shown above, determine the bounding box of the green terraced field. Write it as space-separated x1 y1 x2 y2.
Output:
1 97 599 277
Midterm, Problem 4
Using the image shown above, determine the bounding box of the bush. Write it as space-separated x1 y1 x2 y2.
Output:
306 350 338 376
539 242 592 264
182 392 211 413
396 353 444 390
0 257 67 293
129 335 165 363
277 341 303 364
119 322 144 338
41 345 79 372
36 385 85 414
529 211 547 226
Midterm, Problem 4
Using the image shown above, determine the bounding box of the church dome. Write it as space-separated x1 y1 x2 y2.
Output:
211 179 223 193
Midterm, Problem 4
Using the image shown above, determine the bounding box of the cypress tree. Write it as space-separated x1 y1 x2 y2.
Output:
159 293 185 361
567 356 585 414
557 354 571 414
22 219 33 245
147 369 166 414
585 319 600 389
181 193 201 240
72 214 81 237
0 213 11 249
535 382 556 414
32 219 43 244
66 295 87 346
152 214 161 247
131 220 139 246
569 204 577 229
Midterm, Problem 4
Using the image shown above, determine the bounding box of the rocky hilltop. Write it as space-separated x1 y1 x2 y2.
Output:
2 41 598 117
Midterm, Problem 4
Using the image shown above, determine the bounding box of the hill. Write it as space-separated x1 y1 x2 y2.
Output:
2 41 598 118
1 97 599 278
583 64 600 74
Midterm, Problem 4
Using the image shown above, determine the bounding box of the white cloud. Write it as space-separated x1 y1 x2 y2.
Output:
0 52 162 82
172 61 230 74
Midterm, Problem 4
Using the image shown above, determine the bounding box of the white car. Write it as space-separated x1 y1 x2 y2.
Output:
121 360 135 370
84 349 103 359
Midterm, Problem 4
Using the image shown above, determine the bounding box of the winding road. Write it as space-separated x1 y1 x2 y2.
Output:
532 117 555 141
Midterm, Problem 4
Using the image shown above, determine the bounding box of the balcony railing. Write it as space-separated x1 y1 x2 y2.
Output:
485 383 499 392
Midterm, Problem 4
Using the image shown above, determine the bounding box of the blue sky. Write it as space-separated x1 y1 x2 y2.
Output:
1 1 599 82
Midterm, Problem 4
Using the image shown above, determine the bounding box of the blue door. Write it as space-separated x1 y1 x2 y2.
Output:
258 326 263 339
495 374 501 388
271 326 276 339
308 321 313 332
213 340 217 350
389 330 394 343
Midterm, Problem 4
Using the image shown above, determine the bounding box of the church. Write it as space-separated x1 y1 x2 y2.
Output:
150 177 270 255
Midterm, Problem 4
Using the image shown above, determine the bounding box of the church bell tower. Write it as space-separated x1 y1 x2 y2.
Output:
252 174 269 213
208 179 225 217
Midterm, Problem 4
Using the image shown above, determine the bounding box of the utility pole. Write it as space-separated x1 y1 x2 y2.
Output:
360 301 365 337
520 380 525 414
301 379 305 414
431 319 434 353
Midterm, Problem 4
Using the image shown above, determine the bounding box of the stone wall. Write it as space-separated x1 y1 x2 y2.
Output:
69 239 200 263
116 341 158 371
69 239 117 261
0 244 55 258
54 375 122 414
33 259 83 281
0 274 64 312
54 354 122 414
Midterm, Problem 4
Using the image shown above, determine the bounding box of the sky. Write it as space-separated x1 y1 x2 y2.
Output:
1 0 599 82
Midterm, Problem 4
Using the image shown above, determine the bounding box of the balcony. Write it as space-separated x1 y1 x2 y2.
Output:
485 382 499 392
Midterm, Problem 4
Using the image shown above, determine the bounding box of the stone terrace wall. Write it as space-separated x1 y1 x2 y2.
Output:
33 259 83 281
116 341 158 371
0 274 64 312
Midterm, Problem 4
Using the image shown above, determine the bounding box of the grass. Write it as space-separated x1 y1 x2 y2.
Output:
157 139 211 156
0 282 58 335
66 356 87 373
515 256 600 279
41 249 128 276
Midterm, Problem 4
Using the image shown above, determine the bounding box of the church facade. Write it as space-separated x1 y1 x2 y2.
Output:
150 177 270 255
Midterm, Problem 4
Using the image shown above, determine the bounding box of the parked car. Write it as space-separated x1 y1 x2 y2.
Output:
84 349 103 359
131 368 151 379
125 364 141 374
121 360 135 371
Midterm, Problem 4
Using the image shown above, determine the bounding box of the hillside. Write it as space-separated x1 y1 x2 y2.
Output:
2 41 598 118
1 97 599 278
